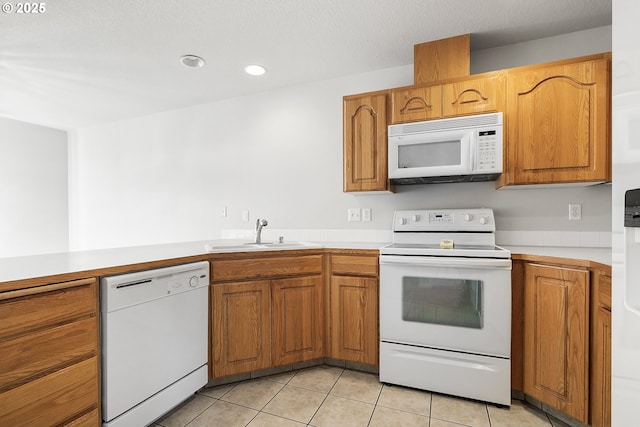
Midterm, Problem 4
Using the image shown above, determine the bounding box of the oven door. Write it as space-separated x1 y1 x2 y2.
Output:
379 255 511 357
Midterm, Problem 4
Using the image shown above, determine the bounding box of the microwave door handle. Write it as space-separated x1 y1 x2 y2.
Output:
379 255 512 270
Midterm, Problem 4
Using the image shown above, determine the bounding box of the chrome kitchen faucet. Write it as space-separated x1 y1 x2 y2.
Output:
255 218 268 243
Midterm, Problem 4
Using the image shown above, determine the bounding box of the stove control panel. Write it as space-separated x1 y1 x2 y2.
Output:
393 208 495 233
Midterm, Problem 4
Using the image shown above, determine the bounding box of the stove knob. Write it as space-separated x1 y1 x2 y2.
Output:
412 214 420 222
479 216 489 225
464 214 474 222
398 217 407 225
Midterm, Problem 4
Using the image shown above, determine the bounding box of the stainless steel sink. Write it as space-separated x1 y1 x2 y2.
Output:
204 241 320 252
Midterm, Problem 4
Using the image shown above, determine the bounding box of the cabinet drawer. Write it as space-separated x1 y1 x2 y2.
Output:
331 255 378 277
0 278 97 340
0 356 99 427
0 317 98 391
391 86 442 124
599 274 612 309
212 255 323 282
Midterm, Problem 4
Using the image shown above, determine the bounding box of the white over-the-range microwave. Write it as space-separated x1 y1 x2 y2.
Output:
388 112 503 184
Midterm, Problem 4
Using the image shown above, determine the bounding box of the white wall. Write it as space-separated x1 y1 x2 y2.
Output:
471 26 612 73
67 26 613 251
0 117 69 257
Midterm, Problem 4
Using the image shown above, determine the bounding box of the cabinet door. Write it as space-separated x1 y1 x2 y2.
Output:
591 271 611 427
390 86 442 124
505 58 610 185
343 93 391 192
211 281 271 377
271 276 324 366
591 306 611 427
442 75 505 117
330 275 378 365
524 264 589 424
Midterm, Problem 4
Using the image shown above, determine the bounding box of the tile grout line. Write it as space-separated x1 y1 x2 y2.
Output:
241 372 302 426
305 366 345 426
428 392 432 427
365 379 386 426
179 394 219 427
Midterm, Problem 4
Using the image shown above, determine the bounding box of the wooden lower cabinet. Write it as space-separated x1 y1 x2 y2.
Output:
329 275 378 365
0 278 100 427
210 251 380 379
329 253 379 366
211 275 325 377
211 280 272 377
272 276 324 366
210 253 325 378
523 263 590 424
591 270 612 427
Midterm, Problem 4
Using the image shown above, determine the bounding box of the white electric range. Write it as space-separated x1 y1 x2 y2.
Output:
379 208 512 406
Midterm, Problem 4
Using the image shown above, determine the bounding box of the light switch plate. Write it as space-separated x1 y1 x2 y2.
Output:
362 208 371 221
242 210 250 221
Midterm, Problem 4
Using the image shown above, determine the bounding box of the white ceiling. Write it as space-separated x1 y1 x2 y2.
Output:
0 0 611 130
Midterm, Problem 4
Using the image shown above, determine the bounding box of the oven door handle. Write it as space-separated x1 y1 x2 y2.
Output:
379 255 512 270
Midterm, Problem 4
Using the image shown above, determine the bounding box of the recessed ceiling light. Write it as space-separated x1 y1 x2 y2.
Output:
245 64 266 76
180 55 206 68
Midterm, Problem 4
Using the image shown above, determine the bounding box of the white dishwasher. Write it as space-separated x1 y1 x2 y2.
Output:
101 261 209 427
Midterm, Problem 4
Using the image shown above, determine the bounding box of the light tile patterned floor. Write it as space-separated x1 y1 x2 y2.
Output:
153 365 562 427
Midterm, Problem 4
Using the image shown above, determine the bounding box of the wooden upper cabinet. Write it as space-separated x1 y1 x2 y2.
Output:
343 92 391 192
442 74 505 117
414 34 470 85
503 56 611 186
391 73 505 124
391 86 442 124
523 263 590 424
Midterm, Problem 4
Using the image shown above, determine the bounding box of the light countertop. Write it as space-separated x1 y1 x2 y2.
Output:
0 240 610 285
505 245 611 268
0 240 384 284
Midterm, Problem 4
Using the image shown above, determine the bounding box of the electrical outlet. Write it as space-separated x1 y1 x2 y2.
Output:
242 210 250 221
347 208 361 222
362 208 371 222
569 204 582 220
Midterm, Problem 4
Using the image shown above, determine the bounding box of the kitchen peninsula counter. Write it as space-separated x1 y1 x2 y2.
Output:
0 240 385 291
0 240 611 291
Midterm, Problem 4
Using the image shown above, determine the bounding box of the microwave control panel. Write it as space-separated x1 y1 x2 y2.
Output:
476 130 498 171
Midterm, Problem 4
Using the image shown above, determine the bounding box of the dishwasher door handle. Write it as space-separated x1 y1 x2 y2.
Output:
115 279 152 289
